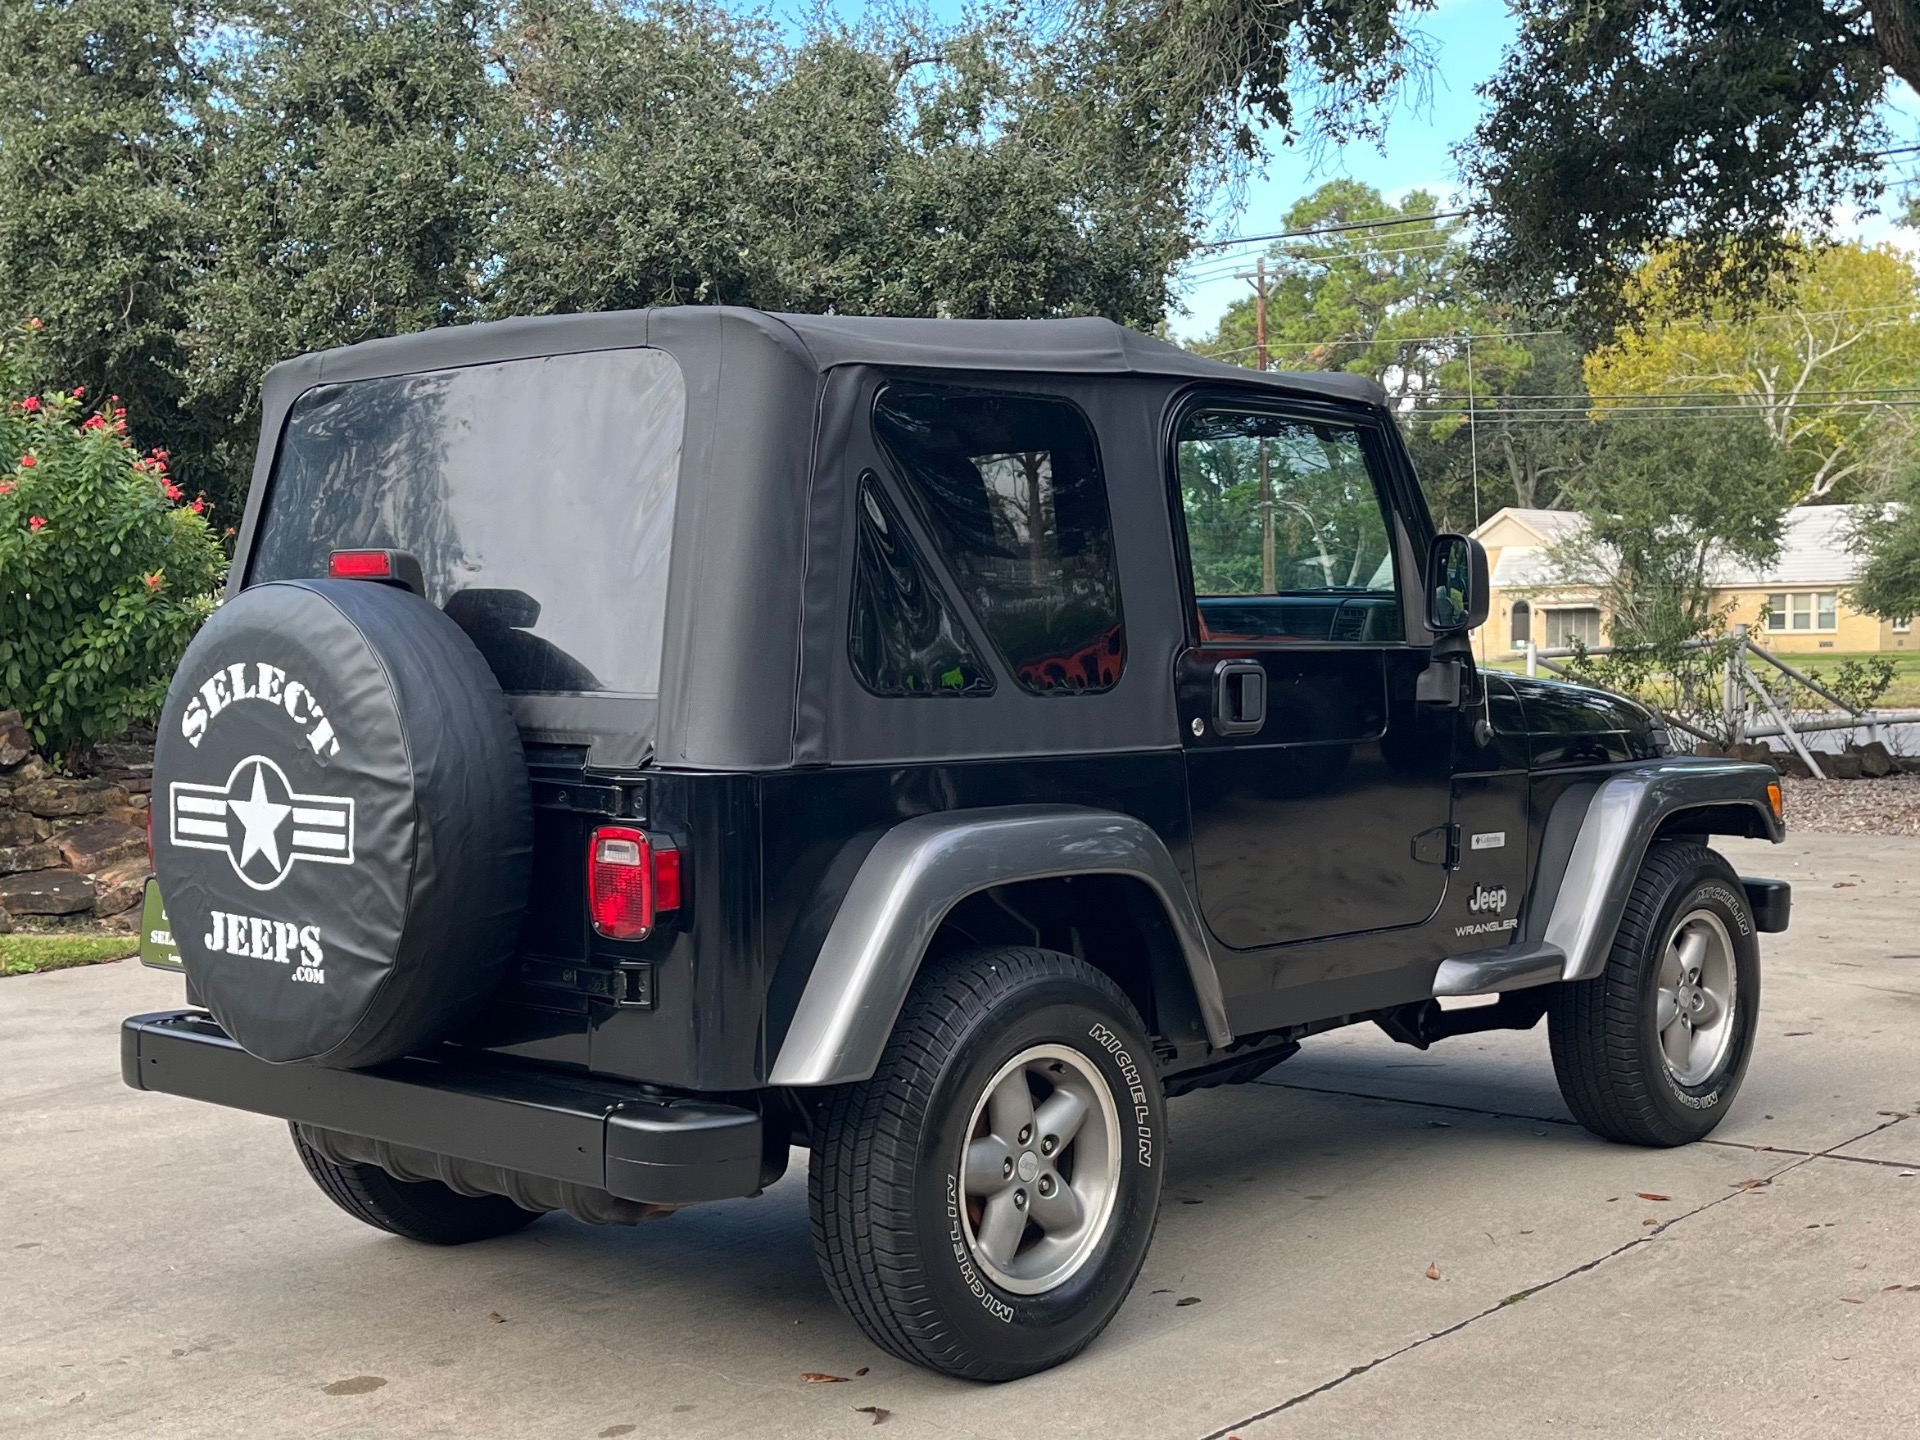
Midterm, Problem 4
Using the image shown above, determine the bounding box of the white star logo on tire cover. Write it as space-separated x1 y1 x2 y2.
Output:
169 755 355 891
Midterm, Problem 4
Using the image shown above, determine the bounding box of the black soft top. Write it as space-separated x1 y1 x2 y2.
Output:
248 304 1387 399
235 307 1399 771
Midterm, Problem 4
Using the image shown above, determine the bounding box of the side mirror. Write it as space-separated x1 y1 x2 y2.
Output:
1426 533 1490 635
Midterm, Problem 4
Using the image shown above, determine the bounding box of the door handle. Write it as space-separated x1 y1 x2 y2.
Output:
1212 659 1266 736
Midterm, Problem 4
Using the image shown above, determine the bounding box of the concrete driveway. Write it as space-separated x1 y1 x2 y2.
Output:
4 833 1917 1440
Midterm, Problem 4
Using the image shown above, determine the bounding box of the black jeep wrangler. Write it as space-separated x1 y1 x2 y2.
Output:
126 308 1789 1381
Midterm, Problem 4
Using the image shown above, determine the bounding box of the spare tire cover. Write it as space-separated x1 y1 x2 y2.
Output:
152 578 532 1067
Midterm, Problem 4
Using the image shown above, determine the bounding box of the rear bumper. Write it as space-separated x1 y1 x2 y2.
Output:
121 1011 762 1206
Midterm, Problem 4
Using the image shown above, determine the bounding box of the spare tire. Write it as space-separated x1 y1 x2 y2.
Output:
152 578 532 1068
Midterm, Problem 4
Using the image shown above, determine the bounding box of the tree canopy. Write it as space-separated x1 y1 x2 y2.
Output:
1193 181 1596 529
1462 0 1915 327
1584 244 1920 502
1 0 1214 522
1084 0 1920 325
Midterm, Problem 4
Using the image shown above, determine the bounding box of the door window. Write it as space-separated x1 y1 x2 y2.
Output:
873 382 1125 693
1175 409 1402 643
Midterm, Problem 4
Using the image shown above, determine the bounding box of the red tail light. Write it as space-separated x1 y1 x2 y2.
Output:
587 826 680 941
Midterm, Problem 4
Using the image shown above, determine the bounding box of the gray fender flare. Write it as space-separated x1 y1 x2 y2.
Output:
1544 759 1783 983
766 805 1232 1087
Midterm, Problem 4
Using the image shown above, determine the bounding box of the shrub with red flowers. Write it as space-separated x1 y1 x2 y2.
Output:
0 320 225 766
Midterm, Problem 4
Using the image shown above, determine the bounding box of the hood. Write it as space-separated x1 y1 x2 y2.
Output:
1501 675 1671 768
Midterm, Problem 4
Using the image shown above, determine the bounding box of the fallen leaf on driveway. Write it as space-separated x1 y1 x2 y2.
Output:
1177 1296 1202 1306
1832 881 1856 888
1425 1262 1441 1281
1732 1178 1772 1191
322 1376 386 1396
1841 1298 1864 1304
1636 1193 1671 1202
1642 1219 1660 1227
487 1312 506 1324
802 1373 850 1384
854 1406 891 1425
1784 1031 1813 1037
855 1368 869 1377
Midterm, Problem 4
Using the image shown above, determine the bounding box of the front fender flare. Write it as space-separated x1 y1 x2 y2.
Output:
766 806 1231 1086
1545 759 1783 983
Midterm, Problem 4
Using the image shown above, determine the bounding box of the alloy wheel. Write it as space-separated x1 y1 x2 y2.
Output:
959 1044 1122 1296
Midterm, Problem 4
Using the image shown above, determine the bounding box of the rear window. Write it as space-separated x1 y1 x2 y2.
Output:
248 348 685 695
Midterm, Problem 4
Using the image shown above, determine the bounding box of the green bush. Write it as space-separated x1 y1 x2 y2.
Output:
0 319 225 766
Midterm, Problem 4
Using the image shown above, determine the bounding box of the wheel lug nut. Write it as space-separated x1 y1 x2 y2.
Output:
1014 1190 1028 1210
1041 1136 1057 1156
1038 1175 1055 1196
1002 1158 1014 1179
1018 1125 1032 1144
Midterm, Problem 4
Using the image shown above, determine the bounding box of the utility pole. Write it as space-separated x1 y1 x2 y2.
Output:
1464 328 1482 531
1237 256 1277 592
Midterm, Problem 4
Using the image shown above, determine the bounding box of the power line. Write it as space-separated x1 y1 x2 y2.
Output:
1191 209 1470 255
1197 300 1920 358
1407 399 1920 420
1189 142 1920 266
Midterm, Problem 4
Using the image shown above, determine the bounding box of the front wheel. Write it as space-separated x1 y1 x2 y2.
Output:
809 947 1165 1381
1548 841 1761 1146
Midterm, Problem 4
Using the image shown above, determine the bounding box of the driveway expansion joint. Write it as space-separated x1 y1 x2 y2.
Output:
1193 1113 1906 1440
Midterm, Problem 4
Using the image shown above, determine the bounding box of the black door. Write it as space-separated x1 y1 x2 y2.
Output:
1171 400 1453 950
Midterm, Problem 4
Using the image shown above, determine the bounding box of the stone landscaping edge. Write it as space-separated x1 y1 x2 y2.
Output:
0 710 152 937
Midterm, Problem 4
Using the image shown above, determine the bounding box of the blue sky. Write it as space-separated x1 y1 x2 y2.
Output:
1172 0 1517 339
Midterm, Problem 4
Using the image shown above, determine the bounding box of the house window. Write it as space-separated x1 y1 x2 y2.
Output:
1767 591 1839 632
1544 607 1601 649
1511 600 1531 648
1893 616 1911 634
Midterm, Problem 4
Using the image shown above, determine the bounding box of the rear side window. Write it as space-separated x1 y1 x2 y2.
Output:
249 348 684 695
872 382 1125 694
849 473 994 697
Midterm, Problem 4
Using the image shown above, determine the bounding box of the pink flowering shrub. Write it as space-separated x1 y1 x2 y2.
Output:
0 320 225 764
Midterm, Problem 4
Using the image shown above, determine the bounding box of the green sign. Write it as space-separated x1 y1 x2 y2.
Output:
139 879 184 972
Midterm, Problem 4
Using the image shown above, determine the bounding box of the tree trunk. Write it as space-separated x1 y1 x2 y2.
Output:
1868 0 1920 93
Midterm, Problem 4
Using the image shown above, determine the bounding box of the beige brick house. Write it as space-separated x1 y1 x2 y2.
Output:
1470 505 1912 662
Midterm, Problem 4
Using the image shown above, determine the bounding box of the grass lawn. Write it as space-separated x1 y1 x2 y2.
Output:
1 933 137 977
1791 651 1920 709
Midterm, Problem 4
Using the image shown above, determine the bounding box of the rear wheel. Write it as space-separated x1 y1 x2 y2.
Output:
1548 841 1761 1146
291 1124 544 1245
809 947 1164 1381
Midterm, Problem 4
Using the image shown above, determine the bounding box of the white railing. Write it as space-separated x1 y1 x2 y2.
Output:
1511 626 1920 780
